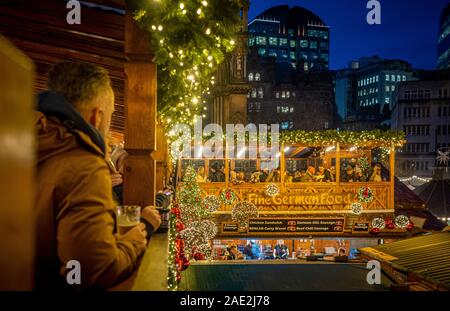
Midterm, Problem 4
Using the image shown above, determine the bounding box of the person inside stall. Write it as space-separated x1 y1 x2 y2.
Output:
109 145 127 205
266 168 281 182
226 244 244 260
273 240 289 259
292 170 302 182
302 166 315 182
259 168 269 182
209 162 225 182
369 163 383 182
316 165 333 182
196 166 206 182
341 165 356 182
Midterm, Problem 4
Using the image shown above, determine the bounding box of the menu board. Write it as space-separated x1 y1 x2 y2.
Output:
247 218 345 234
352 222 370 233
222 222 239 233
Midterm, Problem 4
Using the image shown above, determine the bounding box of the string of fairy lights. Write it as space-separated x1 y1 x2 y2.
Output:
132 0 242 129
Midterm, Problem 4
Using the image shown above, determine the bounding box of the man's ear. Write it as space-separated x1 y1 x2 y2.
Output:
88 107 102 129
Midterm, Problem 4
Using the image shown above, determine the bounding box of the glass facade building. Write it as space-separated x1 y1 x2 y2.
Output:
248 5 330 71
438 3 450 70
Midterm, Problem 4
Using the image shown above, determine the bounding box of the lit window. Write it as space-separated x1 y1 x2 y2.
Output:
397 75 401 82
269 37 278 46
255 73 261 81
286 91 290 98
258 87 264 98
386 74 390 81
385 97 390 104
292 92 296 97
279 38 288 46
281 106 289 113
391 74 395 81
392 85 396 91
376 76 379 82
290 40 296 48
299 40 308 48
258 48 266 56
281 121 289 130
290 52 295 60
251 88 257 98
310 41 317 49
256 36 266 45
403 75 406 81
281 91 286 98
275 92 280 99
304 63 309 71
290 107 294 112
386 86 390 92
248 73 254 81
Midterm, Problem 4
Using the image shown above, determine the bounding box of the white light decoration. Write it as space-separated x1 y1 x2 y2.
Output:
350 202 363 215
372 217 386 230
394 215 410 229
232 201 258 227
202 195 221 212
265 183 280 197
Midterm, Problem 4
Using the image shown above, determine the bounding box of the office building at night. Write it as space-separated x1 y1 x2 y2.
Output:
438 3 450 70
391 70 450 177
335 56 415 130
248 5 329 71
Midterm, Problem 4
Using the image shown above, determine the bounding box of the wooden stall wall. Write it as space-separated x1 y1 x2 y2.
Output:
0 35 35 290
0 0 127 138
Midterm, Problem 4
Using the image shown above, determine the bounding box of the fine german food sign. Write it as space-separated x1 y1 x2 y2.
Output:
247 218 345 234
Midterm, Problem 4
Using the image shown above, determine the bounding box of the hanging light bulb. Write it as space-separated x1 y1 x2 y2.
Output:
205 28 211 35
179 3 184 9
197 8 202 15
202 1 208 6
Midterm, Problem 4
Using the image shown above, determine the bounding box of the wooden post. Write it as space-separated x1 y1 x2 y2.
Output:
390 145 395 210
225 141 229 187
336 143 341 187
280 142 285 186
123 11 157 206
153 121 168 192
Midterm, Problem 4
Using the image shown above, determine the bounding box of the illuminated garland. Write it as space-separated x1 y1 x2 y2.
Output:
232 201 258 228
280 130 405 147
131 0 242 127
185 129 405 147
203 194 221 212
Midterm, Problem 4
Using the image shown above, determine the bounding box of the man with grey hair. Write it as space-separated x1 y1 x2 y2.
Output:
35 61 160 289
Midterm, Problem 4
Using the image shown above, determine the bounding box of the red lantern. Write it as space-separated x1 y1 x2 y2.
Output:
385 219 395 230
171 207 181 218
406 222 414 231
181 257 190 271
176 222 185 232
370 227 380 234
193 252 205 261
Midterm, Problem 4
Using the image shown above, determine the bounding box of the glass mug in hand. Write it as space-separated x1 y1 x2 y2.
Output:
116 205 141 234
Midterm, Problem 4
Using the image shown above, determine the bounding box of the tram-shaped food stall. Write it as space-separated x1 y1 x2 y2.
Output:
175 130 407 260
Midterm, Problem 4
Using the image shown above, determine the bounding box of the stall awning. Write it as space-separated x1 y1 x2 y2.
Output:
360 232 450 290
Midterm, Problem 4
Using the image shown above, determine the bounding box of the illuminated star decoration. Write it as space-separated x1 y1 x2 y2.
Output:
436 148 450 165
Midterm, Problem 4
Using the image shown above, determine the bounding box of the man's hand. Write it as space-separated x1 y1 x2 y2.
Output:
122 223 147 248
141 206 162 231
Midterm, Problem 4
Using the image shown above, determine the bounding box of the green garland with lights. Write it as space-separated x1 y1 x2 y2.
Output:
129 0 242 127
174 129 406 147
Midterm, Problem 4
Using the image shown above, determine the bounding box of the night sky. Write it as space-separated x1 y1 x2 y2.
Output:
249 0 449 70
